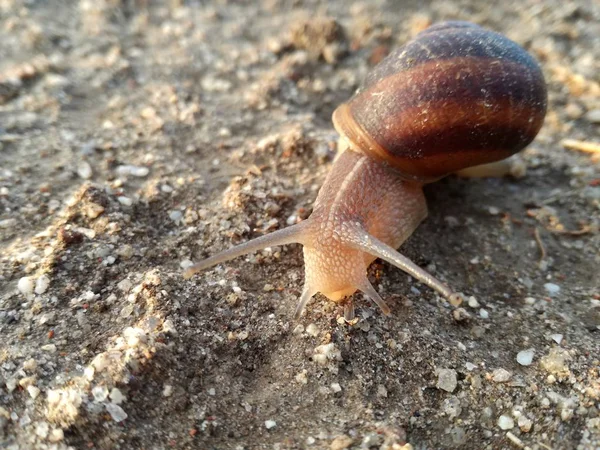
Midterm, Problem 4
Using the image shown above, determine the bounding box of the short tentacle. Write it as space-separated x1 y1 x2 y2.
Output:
338 222 455 299
358 278 391 315
344 301 355 321
293 285 317 320
184 222 310 279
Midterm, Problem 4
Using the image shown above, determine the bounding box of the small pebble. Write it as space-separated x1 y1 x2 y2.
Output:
27 385 41 399
17 276 34 297
92 385 109 402
516 349 535 366
0 218 17 228
117 196 133 206
330 435 353 450
467 296 480 308
163 384 173 397
116 165 149 177
331 382 342 393
492 368 512 382
551 334 563 344
518 415 533 432
292 324 304 334
23 358 38 372
180 259 193 270
84 203 105 219
34 421 49 438
48 428 64 442
498 415 514 430
544 283 560 296
169 210 183 223
35 275 50 294
436 368 458 393
479 309 489 319
465 362 477 371
77 161 92 179
117 244 134 259
106 403 127 422
5 378 17 392
295 370 308 384
265 419 277 430
110 388 125 405
305 323 319 337
585 109 600 124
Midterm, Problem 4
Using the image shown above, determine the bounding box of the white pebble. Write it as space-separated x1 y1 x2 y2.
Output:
305 323 319 337
117 196 133 206
34 421 49 438
331 383 342 393
436 369 458 393
516 349 535 366
116 165 149 177
551 334 563 344
35 275 50 294
91 353 110 372
292 324 304 335
544 283 560 295
84 366 95 381
77 161 92 179
467 296 480 308
92 385 109 402
48 428 64 442
295 370 308 384
17 277 34 297
180 259 194 270
518 415 533 432
23 358 38 372
498 415 514 430
27 385 41 399
110 388 126 405
0 218 17 229
313 343 341 366
106 403 127 422
163 384 173 397
265 420 277 430
169 210 183 223
41 344 57 353
5 378 17 393
162 319 177 335
479 309 489 319
492 368 512 382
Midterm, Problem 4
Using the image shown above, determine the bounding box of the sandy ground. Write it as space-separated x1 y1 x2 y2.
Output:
1 0 599 449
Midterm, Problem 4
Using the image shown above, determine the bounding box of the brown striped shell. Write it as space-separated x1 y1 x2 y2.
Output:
332 21 547 181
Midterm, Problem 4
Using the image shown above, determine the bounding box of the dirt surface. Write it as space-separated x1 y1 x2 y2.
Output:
1 1 599 449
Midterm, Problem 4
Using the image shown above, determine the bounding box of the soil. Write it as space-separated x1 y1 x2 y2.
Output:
1 1 599 449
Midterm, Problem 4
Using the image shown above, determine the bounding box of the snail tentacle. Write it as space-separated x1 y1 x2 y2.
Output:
339 222 453 300
358 278 391 316
184 222 310 279
293 284 318 320
343 301 355 321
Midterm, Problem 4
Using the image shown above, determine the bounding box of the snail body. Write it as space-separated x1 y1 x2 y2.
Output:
184 21 547 320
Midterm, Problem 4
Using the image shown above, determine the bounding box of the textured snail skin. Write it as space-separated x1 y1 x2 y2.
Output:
184 21 547 320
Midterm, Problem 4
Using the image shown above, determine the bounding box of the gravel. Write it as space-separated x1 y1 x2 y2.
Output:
0 0 599 449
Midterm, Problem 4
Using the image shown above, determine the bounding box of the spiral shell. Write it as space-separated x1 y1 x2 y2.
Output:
333 21 547 180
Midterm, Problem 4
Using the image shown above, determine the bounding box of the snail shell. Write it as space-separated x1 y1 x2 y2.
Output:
333 21 547 181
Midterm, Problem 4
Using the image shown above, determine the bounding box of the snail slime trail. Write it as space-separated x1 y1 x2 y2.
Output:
184 21 547 320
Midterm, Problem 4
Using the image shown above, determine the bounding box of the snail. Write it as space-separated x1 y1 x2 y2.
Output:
184 21 547 321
